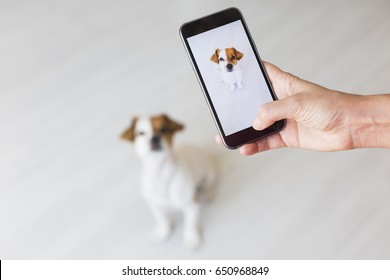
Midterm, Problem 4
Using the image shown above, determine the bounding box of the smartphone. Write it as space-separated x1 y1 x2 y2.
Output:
180 7 285 149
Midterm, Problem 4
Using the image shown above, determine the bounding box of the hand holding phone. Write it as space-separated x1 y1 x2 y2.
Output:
180 7 285 149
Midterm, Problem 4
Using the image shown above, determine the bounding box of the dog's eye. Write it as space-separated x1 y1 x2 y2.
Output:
231 55 236 59
159 127 168 134
219 57 224 62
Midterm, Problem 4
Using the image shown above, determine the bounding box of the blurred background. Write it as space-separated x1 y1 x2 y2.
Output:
1 0 390 259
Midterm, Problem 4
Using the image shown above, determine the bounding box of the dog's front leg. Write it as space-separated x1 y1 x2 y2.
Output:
148 203 172 242
183 203 202 250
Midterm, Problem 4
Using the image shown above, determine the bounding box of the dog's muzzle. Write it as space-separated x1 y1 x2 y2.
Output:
226 63 233 72
150 135 162 151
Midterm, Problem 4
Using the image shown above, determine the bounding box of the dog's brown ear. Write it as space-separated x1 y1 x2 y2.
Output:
121 117 138 142
210 49 220 64
159 114 184 133
233 48 244 60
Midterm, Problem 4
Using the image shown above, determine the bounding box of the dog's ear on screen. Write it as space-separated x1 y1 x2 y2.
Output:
160 114 185 133
233 48 244 60
210 49 220 64
121 117 138 142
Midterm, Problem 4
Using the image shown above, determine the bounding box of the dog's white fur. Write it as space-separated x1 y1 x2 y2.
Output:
211 48 244 91
121 115 216 249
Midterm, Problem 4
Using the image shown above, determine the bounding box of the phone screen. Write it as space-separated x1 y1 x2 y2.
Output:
180 8 284 149
186 19 273 136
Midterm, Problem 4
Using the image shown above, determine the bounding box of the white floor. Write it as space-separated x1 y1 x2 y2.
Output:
1 0 390 259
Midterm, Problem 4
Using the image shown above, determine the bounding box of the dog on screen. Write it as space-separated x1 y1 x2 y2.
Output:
210 47 244 91
121 114 216 250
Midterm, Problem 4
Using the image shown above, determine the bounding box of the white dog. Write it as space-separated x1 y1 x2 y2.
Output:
211 47 244 91
121 114 216 249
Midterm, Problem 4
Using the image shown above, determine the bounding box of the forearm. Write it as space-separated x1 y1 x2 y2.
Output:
350 94 390 149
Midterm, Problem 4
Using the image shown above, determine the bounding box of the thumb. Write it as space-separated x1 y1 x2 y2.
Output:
253 96 301 130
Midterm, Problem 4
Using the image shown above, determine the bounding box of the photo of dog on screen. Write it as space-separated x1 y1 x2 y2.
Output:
210 47 244 91
187 20 273 136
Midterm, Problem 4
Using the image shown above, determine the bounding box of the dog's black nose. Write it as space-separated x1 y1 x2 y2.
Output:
151 136 161 151
226 63 233 71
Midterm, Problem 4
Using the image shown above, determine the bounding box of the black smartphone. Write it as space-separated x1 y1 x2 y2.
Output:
180 7 285 149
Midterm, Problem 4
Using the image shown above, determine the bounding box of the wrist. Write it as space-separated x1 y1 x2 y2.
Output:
350 94 390 149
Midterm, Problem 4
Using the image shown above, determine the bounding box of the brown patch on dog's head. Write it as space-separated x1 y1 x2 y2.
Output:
120 117 138 142
151 114 184 146
210 48 243 65
225 47 243 65
120 114 184 147
210 49 220 64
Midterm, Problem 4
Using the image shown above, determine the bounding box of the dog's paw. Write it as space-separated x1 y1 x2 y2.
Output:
237 82 244 90
152 226 171 242
184 231 202 250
